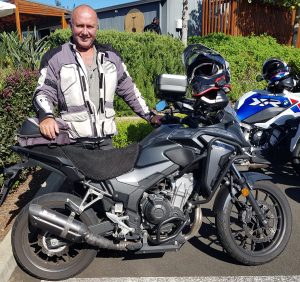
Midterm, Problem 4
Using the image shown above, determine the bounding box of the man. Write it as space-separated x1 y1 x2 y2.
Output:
143 17 161 34
34 5 159 149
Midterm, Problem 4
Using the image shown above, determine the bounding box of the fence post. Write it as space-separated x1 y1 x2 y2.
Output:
297 21 300 48
230 0 237 35
202 0 206 35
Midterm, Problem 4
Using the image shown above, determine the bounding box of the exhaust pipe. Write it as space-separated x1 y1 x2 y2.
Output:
29 204 142 251
184 205 202 241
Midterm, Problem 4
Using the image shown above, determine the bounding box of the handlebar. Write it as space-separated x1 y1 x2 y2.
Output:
160 113 211 128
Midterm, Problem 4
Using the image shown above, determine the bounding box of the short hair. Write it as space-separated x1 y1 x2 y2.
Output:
153 17 159 22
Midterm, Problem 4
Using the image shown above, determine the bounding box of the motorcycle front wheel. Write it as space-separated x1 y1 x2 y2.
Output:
215 181 292 265
11 192 99 281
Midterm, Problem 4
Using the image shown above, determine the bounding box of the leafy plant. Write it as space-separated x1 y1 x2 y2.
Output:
0 69 38 168
254 0 300 8
113 118 153 148
0 31 50 70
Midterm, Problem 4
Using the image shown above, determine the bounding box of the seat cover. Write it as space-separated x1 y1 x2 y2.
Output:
32 143 140 181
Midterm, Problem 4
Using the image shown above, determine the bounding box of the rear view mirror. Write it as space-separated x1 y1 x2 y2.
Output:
155 100 168 112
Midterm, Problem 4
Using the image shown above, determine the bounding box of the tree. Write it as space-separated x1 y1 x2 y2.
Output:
255 0 299 8
182 0 189 46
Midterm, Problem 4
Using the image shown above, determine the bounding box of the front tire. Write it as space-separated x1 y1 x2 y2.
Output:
12 192 99 281
215 181 292 265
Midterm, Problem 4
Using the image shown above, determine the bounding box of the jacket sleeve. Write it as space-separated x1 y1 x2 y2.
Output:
114 54 152 121
33 48 60 122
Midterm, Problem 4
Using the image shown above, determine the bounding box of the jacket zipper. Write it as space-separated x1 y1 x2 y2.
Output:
76 65 97 137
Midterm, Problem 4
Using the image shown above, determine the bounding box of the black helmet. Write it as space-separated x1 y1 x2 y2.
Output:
183 44 231 110
194 85 229 111
262 58 290 83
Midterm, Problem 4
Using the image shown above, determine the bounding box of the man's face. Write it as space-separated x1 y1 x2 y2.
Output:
71 7 98 51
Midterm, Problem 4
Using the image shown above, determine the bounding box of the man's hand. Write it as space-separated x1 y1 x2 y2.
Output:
39 117 59 140
150 114 162 127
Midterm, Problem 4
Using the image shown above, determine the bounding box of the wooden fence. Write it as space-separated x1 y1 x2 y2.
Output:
202 0 300 48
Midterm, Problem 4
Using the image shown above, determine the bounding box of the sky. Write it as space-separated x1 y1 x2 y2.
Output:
33 0 136 10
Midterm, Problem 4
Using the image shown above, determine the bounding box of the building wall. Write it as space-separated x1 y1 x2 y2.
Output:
162 0 200 38
98 2 160 32
97 0 201 38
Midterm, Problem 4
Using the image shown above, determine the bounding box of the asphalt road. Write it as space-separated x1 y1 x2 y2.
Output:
9 164 300 282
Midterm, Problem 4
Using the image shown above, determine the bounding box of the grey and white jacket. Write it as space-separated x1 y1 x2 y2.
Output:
33 40 151 139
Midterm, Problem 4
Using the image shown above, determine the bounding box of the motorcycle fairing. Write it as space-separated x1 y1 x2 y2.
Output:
290 103 300 113
235 91 295 121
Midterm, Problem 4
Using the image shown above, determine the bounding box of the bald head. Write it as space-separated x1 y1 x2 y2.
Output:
71 4 98 51
71 5 97 26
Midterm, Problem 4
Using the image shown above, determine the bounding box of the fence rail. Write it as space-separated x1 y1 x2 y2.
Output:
202 0 299 48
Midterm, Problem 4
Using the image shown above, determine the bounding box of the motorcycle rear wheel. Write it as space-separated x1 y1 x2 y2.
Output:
215 181 292 265
11 192 99 281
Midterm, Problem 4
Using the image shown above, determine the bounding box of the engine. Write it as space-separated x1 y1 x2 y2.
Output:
140 173 194 236
249 127 282 149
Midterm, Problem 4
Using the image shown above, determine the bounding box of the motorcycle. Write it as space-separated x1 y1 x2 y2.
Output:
234 58 300 173
1 46 292 281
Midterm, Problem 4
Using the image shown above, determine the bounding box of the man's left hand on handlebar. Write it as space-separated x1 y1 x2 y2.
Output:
150 113 163 127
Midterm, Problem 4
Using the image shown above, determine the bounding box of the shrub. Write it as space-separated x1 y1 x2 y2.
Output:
113 118 153 148
0 69 38 167
188 33 300 101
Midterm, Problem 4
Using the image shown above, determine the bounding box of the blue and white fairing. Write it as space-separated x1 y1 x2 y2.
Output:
235 89 300 128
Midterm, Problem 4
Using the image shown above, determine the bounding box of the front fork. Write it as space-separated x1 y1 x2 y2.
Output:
230 163 268 226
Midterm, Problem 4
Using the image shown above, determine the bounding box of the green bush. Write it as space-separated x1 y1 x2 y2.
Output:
0 69 38 167
48 29 185 114
113 118 153 148
188 33 300 101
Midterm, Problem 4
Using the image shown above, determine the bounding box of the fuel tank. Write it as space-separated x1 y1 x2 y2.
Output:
235 90 294 124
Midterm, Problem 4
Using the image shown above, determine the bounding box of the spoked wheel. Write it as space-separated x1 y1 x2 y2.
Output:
215 181 292 265
12 192 99 281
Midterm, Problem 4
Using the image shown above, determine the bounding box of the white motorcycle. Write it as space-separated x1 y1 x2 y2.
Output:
234 58 300 174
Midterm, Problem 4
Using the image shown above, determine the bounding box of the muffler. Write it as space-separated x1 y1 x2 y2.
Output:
28 204 142 251
29 204 88 243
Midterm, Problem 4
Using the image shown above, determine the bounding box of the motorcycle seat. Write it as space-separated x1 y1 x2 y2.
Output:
27 143 140 181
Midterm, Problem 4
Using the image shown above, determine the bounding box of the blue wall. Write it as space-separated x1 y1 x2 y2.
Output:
98 2 160 32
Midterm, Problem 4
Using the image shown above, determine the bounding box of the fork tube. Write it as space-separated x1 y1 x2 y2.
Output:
231 164 267 226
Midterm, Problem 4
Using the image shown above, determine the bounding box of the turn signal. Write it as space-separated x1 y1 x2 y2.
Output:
241 188 250 197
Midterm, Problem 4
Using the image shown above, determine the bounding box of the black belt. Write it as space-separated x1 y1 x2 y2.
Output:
76 137 106 144
75 137 112 149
